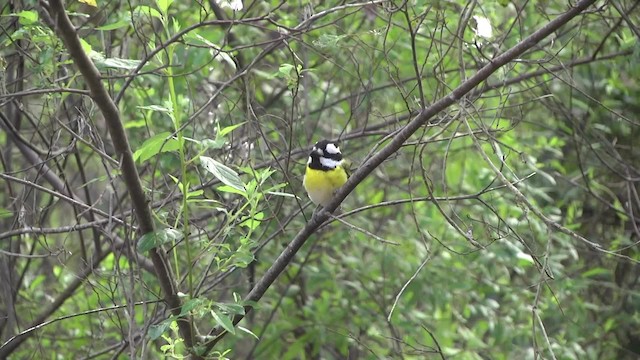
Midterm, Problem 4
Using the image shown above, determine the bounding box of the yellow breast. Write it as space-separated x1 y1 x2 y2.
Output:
303 165 348 207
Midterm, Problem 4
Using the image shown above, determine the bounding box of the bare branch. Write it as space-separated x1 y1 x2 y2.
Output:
37 0 199 356
202 0 599 351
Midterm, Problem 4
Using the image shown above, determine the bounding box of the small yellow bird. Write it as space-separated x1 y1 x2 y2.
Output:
303 140 348 207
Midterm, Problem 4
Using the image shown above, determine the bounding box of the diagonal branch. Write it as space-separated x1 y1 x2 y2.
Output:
202 0 599 352
43 0 199 356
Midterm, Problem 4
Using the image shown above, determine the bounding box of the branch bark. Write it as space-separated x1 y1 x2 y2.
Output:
0 0 201 357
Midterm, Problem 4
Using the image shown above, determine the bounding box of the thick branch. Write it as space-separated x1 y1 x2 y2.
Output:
44 0 198 355
203 0 599 351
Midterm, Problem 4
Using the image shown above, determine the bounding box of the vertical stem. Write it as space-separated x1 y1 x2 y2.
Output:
165 33 194 297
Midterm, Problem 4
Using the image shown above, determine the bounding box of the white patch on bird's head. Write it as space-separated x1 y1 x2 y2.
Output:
311 146 324 156
319 157 342 169
325 143 340 155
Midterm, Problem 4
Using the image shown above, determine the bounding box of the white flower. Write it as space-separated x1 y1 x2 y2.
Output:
473 15 493 39
217 0 243 11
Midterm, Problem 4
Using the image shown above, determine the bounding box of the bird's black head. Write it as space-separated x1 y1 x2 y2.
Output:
308 140 343 170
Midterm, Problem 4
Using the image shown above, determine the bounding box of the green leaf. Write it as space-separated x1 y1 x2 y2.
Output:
16 10 38 25
604 318 616 332
276 63 295 79
124 119 147 129
28 274 46 290
133 6 163 21
171 17 181 33
218 122 246 137
168 174 184 194
581 267 609 278
96 19 131 30
241 300 259 310
283 335 309 359
148 318 173 341
232 249 255 268
216 302 245 316
137 228 183 252
79 38 92 54
156 0 173 16
200 138 227 151
200 156 245 192
515 252 534 266
238 326 259 340
183 32 219 48
211 311 235 335
223 303 245 315
240 212 264 230
217 185 247 196
179 298 204 316
186 189 204 199
137 104 171 113
133 132 181 163
182 33 237 69
0 208 12 219
97 57 142 70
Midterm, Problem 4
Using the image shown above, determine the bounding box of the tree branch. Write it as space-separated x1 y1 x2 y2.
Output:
202 0 599 352
43 0 199 356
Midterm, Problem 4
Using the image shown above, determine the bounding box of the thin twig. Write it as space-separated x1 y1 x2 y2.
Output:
201 0 600 351
328 214 399 245
388 253 431 321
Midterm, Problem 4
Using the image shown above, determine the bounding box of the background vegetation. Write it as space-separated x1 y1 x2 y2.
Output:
1 0 639 358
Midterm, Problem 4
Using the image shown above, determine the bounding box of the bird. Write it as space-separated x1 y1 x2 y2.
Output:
303 139 349 207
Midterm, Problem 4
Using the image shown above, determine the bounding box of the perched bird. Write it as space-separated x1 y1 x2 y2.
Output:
303 140 349 207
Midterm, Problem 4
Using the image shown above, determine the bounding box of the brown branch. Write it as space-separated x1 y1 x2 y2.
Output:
0 87 90 102
0 172 121 225
0 249 111 354
0 220 120 240
0 141 155 355
40 0 198 356
201 0 600 353
113 14 274 105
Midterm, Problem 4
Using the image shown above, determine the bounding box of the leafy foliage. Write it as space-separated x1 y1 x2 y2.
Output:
0 0 639 359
